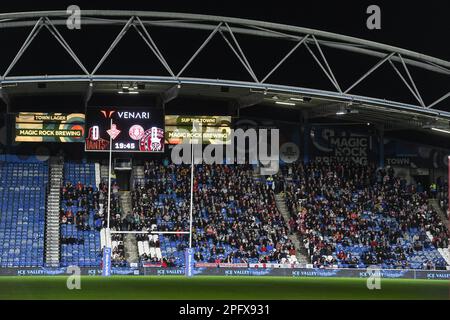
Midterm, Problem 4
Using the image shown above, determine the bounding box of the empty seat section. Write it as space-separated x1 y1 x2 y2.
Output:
0 160 47 267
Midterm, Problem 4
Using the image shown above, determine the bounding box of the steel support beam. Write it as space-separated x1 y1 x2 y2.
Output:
311 35 341 93
0 10 447 71
91 16 135 75
304 42 341 92
219 30 259 83
134 17 176 78
428 92 450 109
0 10 450 74
2 18 43 79
176 22 223 78
44 18 90 75
345 52 396 94
261 35 309 83
389 59 425 107
398 54 424 107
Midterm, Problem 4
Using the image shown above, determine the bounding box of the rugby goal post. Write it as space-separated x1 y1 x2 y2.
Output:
102 122 196 277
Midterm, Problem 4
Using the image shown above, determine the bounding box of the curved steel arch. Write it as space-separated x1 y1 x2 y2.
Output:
0 10 448 116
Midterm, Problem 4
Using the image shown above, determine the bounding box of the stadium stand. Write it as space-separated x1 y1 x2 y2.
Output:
137 232 164 266
437 178 448 219
1 154 447 271
0 158 47 267
60 161 102 267
131 160 297 267
283 161 449 270
111 233 127 267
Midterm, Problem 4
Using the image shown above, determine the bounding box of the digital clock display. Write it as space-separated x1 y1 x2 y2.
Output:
114 142 136 150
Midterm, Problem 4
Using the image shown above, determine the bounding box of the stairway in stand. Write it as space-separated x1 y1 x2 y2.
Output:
45 158 62 267
100 164 109 182
132 166 145 186
427 199 450 267
274 192 310 265
119 191 139 264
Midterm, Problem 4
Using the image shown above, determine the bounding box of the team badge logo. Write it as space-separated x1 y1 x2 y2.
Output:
129 125 145 140
139 127 164 152
107 124 121 140
100 110 115 119
85 126 109 150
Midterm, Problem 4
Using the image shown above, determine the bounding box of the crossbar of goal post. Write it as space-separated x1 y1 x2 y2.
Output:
110 231 190 234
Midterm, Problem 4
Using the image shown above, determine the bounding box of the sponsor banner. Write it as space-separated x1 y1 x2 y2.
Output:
384 138 450 169
142 263 163 268
418 271 450 280
249 263 297 269
165 126 231 145
16 113 85 124
165 115 232 145
185 248 195 277
234 118 301 160
165 115 231 127
279 143 300 164
102 247 112 276
15 112 85 143
195 263 218 268
111 267 140 275
1 267 449 280
143 268 186 276
218 263 248 268
85 107 164 153
0 267 140 276
385 157 411 166
310 126 374 165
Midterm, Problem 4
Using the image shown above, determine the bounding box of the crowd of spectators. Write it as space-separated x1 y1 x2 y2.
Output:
131 160 297 265
60 180 123 230
60 179 127 265
436 177 449 219
60 181 97 230
284 161 449 269
111 234 127 267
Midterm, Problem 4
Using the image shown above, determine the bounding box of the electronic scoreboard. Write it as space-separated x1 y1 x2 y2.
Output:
85 107 164 153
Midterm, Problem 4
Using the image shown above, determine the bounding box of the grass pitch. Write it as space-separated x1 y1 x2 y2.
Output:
0 276 448 300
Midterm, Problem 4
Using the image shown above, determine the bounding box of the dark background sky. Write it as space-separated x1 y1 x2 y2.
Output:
1 0 449 58
0 1 448 108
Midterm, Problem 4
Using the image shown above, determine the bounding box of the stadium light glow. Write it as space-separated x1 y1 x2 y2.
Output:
431 127 450 134
118 91 139 94
275 101 296 106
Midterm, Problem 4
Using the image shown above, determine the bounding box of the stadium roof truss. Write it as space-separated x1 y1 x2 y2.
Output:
0 10 449 128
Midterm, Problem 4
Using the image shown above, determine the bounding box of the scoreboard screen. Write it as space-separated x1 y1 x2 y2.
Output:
85 107 164 153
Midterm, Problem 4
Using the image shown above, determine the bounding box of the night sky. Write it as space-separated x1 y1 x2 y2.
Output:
0 1 448 108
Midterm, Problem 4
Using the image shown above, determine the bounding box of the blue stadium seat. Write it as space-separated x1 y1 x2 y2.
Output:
0 159 47 267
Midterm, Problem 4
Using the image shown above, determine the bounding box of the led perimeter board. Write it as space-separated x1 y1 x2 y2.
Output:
165 115 232 145
85 107 164 153
15 112 85 143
